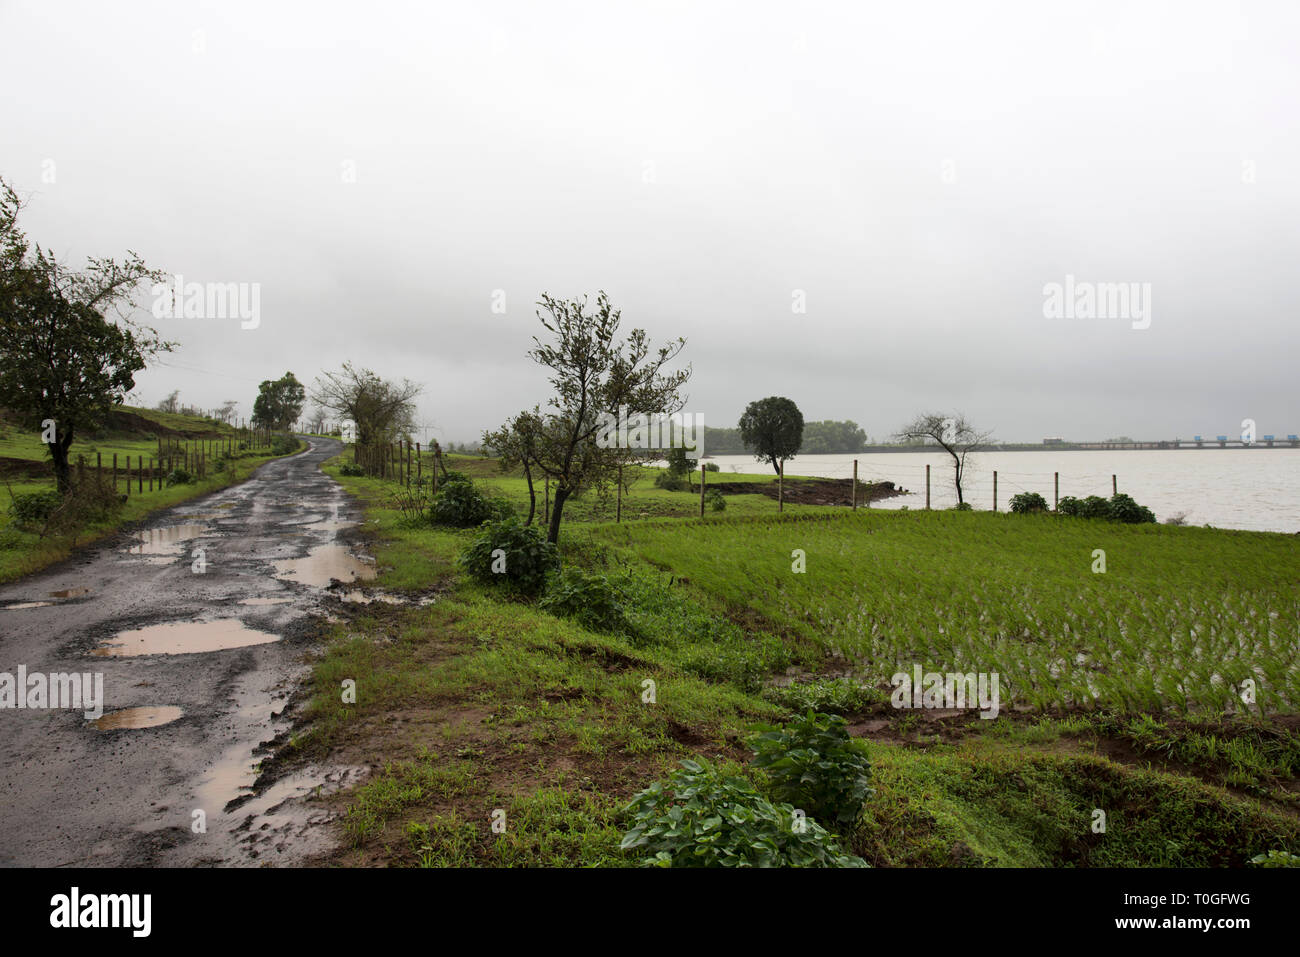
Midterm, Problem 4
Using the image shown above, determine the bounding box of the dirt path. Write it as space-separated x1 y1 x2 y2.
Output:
0 437 369 867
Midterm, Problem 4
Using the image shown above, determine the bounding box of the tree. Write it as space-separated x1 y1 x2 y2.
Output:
482 408 544 525
310 362 422 474
526 291 690 544
0 176 170 492
155 390 180 414
664 446 698 488
738 396 804 474
251 372 305 431
894 412 992 505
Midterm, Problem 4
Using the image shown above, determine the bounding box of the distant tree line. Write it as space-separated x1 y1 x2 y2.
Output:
703 420 869 455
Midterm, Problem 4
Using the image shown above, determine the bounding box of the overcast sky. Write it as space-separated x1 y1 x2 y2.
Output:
3 0 1297 443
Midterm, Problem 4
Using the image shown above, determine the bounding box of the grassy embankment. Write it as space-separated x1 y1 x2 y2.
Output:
289 450 1300 867
0 406 300 583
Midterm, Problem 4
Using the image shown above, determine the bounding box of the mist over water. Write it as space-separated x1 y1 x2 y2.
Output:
703 449 1300 533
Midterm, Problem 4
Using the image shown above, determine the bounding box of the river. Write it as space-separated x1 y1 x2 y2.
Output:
698 448 1300 534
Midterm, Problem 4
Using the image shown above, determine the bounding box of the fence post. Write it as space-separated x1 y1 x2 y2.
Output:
137 456 142 493
852 459 858 510
699 463 706 518
778 460 784 513
993 470 998 511
416 443 421 483
407 441 412 487
149 458 154 492
925 464 931 509
1112 474 1117 495
1054 472 1059 510
617 463 623 523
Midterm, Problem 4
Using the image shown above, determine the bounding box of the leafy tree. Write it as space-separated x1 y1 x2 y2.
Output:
525 291 690 544
309 362 422 474
894 412 991 506
251 372 305 431
482 408 544 525
156 390 180 414
802 420 868 454
738 396 804 474
0 176 169 492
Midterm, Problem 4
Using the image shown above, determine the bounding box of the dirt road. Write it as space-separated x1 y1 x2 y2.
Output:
0 437 369 867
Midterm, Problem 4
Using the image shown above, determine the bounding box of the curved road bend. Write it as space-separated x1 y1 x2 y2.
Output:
0 437 369 867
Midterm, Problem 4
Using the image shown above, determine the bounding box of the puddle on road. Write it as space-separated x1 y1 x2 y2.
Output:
273 545 375 587
92 620 280 657
238 597 295 606
49 588 90 599
128 524 209 556
90 706 184 730
3 601 54 610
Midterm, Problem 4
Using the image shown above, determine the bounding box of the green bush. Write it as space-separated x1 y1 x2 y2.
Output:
951 501 973 511
620 759 867 868
1250 850 1300 867
8 490 63 529
749 711 873 828
1009 492 1049 514
164 469 193 487
702 461 720 472
1078 495 1112 519
1056 495 1083 516
431 477 512 527
706 489 726 512
458 516 559 595
338 462 364 476
270 435 299 456
764 677 883 716
540 568 631 633
1109 492 1156 524
654 471 690 491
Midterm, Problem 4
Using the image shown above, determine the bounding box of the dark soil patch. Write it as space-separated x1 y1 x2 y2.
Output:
708 477 908 507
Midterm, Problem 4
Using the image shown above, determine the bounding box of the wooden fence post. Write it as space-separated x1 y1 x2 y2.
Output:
993 470 998 511
925 464 931 509
778 460 784 513
416 443 421 484
1054 472 1059 510
699 463 706 518
1112 474 1117 495
852 459 858 510
149 458 154 492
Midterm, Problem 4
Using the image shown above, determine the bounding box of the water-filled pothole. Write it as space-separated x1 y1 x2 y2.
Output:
238 597 295 606
90 706 184 730
49 588 90 599
273 545 376 587
92 620 279 657
128 524 209 556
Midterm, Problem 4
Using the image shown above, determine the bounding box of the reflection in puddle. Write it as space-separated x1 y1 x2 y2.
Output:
49 588 90 599
93 619 279 656
238 597 295 606
128 524 209 556
90 706 184 730
273 545 376 587
3 601 54 610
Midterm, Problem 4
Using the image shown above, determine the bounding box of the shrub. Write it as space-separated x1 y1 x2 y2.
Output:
706 489 726 512
1250 850 1300 867
1079 495 1112 519
749 711 873 828
458 516 559 594
270 435 299 456
540 568 631 633
1009 492 1049 514
1056 495 1083 517
8 490 64 529
338 462 364 476
764 677 883 716
620 759 866 868
164 469 193 487
702 461 720 472
654 471 690 491
951 501 973 511
431 477 512 527
1109 492 1156 524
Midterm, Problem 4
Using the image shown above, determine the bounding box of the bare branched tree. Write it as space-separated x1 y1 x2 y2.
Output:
894 412 992 505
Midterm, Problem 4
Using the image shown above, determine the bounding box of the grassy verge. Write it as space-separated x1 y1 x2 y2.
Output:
287 450 1300 867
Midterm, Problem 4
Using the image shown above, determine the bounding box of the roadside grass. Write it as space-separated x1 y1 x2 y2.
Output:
0 412 302 583
295 450 1300 866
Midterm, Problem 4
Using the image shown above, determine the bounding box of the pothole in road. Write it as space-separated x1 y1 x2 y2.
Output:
89 706 184 730
127 524 210 556
49 588 90 599
92 620 280 657
273 545 376 587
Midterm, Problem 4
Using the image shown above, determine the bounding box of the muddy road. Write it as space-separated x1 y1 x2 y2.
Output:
0 437 371 867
